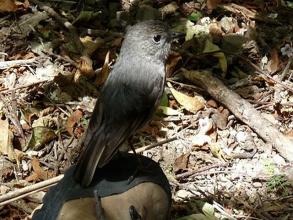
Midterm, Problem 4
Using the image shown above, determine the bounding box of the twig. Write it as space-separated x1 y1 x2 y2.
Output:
0 175 63 207
0 52 8 56
0 93 24 138
134 122 196 154
280 57 293 81
213 201 237 220
176 162 228 179
135 137 177 154
240 56 293 93
167 78 204 92
0 79 49 93
0 58 36 70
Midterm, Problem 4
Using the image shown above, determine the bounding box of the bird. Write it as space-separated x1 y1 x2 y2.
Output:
32 153 172 220
74 20 175 187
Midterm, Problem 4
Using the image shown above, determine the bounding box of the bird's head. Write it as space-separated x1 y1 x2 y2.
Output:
120 20 173 64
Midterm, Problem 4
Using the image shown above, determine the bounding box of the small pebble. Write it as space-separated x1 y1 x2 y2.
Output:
22 160 29 171
236 131 247 143
252 182 263 188
176 189 193 200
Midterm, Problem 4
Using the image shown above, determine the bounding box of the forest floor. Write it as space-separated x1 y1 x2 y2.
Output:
0 0 293 219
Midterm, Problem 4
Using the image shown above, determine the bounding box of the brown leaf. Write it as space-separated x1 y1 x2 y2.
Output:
66 110 83 136
0 118 15 160
287 130 293 138
206 99 218 108
139 121 161 136
211 109 229 130
26 158 54 182
80 36 104 56
168 82 205 113
206 0 222 11
95 51 110 86
268 48 280 73
77 55 94 77
166 52 182 77
0 0 29 19
25 172 39 182
174 153 190 174
222 3 256 19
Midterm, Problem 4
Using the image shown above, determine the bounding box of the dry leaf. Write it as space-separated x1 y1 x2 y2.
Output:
268 48 280 73
0 0 29 12
26 158 54 181
77 55 94 78
167 82 205 113
211 109 229 130
222 3 256 19
139 122 160 136
0 118 15 160
174 153 190 174
206 0 222 11
209 142 226 160
95 51 110 86
32 116 56 128
287 130 293 138
26 127 57 151
66 110 83 136
80 36 104 56
160 2 179 17
166 52 182 77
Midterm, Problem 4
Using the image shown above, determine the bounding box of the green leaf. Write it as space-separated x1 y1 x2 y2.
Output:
160 91 169 107
26 127 57 151
188 11 203 22
203 39 227 74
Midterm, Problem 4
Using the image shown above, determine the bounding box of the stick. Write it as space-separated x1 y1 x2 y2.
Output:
0 175 63 207
176 162 228 179
135 137 177 154
0 58 36 70
134 122 197 154
0 79 48 93
182 69 293 161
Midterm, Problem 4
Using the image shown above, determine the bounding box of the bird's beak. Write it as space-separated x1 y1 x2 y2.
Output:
171 31 185 39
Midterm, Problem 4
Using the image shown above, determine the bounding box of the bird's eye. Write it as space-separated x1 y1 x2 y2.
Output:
153 35 161 43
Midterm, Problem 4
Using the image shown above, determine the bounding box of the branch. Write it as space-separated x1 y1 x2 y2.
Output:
0 175 63 206
182 69 293 161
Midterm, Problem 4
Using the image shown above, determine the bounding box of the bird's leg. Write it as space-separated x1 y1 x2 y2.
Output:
128 137 141 165
129 205 142 220
127 138 153 184
94 190 107 220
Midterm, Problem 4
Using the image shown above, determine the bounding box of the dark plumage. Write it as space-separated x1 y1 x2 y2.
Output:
74 20 172 187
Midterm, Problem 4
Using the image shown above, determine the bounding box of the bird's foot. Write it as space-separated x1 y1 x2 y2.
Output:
127 160 153 184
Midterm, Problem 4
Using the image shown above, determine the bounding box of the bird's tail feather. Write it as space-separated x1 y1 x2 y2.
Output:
74 134 106 187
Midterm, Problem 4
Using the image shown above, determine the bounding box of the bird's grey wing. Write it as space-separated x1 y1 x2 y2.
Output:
74 66 164 187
